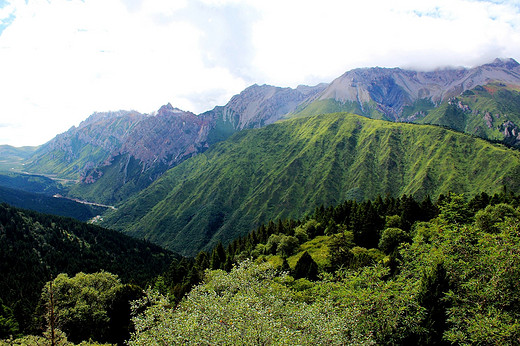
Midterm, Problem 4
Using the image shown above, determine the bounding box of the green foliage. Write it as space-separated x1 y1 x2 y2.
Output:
39 272 122 343
104 113 520 255
378 227 409 254
33 272 143 345
1 330 114 345
0 203 174 335
328 231 355 270
276 235 299 258
474 203 520 233
399 201 520 344
436 193 472 225
0 300 19 339
129 261 375 345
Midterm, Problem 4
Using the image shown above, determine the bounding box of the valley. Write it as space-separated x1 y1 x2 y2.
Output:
52 194 117 211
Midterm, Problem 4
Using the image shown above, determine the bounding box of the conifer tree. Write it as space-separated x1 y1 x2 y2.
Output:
293 252 319 281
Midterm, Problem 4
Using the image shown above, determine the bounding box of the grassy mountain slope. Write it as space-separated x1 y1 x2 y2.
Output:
417 83 520 145
26 142 110 179
67 153 173 204
0 145 38 171
102 113 520 256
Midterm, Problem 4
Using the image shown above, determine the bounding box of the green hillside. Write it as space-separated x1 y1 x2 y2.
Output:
417 83 520 145
293 99 386 120
0 145 38 171
25 142 111 180
102 113 520 255
67 153 170 204
0 172 63 195
0 185 107 221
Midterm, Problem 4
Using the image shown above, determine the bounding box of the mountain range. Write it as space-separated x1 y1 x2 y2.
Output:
3 58 520 254
102 113 520 255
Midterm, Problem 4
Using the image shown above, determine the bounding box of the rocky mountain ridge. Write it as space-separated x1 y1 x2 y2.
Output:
302 58 520 121
23 83 326 204
19 58 520 205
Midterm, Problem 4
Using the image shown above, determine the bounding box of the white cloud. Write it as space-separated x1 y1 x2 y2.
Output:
0 0 519 146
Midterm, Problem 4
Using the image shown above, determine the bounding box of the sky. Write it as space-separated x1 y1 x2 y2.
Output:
0 0 520 146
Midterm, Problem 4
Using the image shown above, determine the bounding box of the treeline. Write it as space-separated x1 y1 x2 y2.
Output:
0 203 176 340
157 190 519 302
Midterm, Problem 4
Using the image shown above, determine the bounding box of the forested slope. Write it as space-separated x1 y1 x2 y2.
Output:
0 204 176 335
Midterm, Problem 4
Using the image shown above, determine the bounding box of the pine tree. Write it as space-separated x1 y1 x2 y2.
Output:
210 242 226 270
293 252 319 281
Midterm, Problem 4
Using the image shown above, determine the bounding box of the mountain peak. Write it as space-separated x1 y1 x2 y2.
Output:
158 103 186 115
78 110 139 129
485 58 520 69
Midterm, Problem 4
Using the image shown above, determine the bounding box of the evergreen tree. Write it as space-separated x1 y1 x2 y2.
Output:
416 262 451 345
0 299 20 339
210 242 226 270
293 252 319 281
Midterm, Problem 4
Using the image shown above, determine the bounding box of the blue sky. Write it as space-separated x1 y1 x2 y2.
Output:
0 0 519 146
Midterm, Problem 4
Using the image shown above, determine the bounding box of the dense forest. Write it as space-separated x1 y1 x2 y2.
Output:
0 204 176 344
3 190 518 344
129 190 520 345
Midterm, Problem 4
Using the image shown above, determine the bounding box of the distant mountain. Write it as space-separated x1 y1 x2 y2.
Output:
0 185 106 221
16 58 520 207
417 82 520 146
25 110 146 179
0 145 38 171
102 113 520 256
0 171 110 221
0 171 63 195
23 84 325 205
296 58 520 121
201 83 327 135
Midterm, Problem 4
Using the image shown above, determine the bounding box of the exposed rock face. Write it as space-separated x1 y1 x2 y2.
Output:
201 83 327 130
118 104 211 169
501 120 520 145
45 111 146 159
484 112 493 128
25 110 147 178
313 58 520 120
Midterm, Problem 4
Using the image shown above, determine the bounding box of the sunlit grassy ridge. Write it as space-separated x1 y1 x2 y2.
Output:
103 112 520 255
